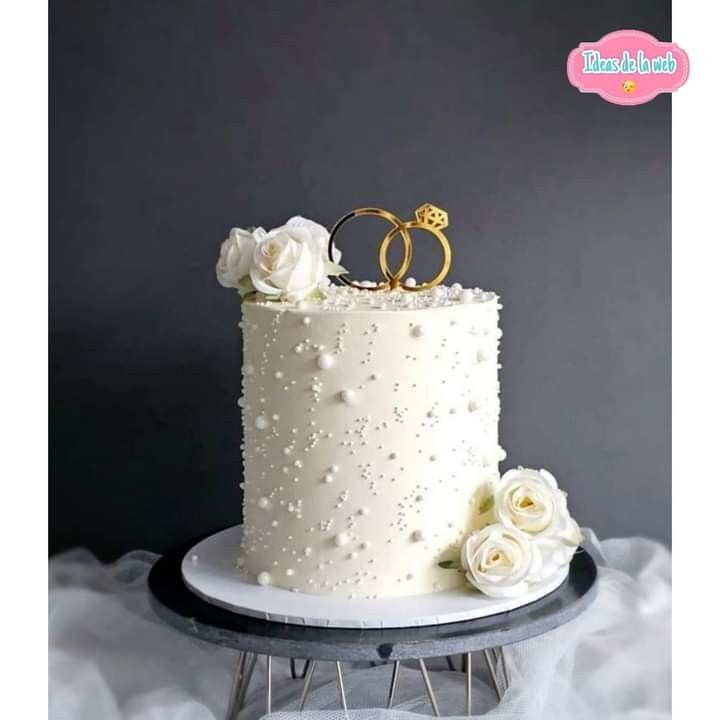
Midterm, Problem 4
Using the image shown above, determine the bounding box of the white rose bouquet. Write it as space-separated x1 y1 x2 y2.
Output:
442 466 582 598
216 216 345 302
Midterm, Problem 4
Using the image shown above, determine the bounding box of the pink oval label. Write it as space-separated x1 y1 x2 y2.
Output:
567 30 689 105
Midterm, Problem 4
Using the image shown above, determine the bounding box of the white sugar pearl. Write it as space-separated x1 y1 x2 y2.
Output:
285 568 295 577
411 324 424 338
340 389 357 405
468 399 480 413
236 397 244 407
317 353 335 370
370 373 380 381
411 530 425 542
358 507 370 516
330 465 340 473
257 496 270 509
255 415 269 430
323 473 334 483
460 289 474 303
360 541 371 550
302 316 312 325
334 532 350 547
405 277 417 287
304 547 313 557
257 571 272 586
274 371 284 379
243 364 255 376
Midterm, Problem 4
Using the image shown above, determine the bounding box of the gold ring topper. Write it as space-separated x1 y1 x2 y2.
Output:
328 203 452 292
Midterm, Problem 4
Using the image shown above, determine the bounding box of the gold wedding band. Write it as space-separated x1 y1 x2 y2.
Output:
328 208 412 291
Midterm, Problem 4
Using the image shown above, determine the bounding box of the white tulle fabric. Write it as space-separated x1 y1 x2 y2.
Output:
49 530 670 720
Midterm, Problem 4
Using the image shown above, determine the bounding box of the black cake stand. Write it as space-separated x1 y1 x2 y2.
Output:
149 530 598 718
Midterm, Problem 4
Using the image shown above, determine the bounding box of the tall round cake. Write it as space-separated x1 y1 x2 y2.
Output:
217 207 582 606
237 285 502 598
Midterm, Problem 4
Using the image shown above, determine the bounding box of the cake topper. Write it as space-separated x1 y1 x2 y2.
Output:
328 204 452 291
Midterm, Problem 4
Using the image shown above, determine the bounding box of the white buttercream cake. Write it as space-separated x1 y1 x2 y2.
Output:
237 284 503 598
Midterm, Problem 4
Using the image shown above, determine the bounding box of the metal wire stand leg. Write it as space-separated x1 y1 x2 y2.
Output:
336 662 348 712
483 649 503 701
495 647 510 692
418 659 441 717
387 661 401 708
465 652 472 716
298 660 317 711
225 652 247 720
487 647 510 694
226 652 257 720
266 655 272 715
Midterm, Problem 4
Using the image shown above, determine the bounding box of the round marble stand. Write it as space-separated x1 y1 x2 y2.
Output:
149 531 598 718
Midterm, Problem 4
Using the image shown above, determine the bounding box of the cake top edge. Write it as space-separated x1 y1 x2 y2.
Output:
244 284 499 314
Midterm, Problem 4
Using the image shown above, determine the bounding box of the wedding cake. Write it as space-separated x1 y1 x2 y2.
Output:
216 205 581 601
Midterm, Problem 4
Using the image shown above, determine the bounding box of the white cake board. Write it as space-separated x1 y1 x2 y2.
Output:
181 525 569 629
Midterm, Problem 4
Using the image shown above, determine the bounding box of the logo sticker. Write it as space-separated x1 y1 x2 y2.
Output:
567 30 689 105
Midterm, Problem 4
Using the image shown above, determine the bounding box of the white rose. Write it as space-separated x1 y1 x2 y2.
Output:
250 224 326 301
532 533 581 581
286 215 341 264
461 524 542 598
216 227 265 289
492 467 582 575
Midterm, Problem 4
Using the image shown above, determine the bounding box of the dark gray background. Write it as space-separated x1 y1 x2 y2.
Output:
51 0 671 558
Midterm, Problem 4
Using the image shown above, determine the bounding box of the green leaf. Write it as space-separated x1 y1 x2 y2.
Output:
325 261 349 276
236 276 255 298
308 287 328 301
438 558 462 570
478 495 495 514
